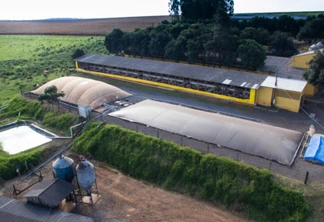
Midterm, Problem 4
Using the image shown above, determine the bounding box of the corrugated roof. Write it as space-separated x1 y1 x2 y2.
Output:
32 76 131 109
259 56 305 80
0 196 93 222
75 54 267 89
261 76 307 92
109 99 303 165
24 178 75 207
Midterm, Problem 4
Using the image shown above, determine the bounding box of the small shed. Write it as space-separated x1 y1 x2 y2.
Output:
304 135 324 164
256 76 307 112
23 178 75 208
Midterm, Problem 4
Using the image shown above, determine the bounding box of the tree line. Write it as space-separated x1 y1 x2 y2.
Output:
104 0 324 71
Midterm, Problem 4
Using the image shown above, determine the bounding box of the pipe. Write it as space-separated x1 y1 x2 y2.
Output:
21 141 75 180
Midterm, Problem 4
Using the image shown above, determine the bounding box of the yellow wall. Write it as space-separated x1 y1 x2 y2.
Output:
304 83 317 97
256 87 273 106
274 89 302 113
76 68 256 105
291 53 315 69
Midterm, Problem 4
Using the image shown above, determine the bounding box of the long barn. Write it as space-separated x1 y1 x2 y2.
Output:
74 54 310 112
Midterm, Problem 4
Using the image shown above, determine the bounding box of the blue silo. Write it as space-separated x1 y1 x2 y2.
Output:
52 155 75 182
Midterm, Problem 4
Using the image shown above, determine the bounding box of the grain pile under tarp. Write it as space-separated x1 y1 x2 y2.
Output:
32 76 131 109
109 100 304 165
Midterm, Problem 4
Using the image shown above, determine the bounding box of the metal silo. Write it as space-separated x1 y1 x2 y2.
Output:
76 159 96 190
52 155 75 182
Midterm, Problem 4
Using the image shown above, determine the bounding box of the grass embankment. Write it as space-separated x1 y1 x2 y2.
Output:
0 35 107 104
0 97 80 180
72 122 310 222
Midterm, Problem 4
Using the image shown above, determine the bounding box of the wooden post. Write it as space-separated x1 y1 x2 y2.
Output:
304 171 309 184
269 161 272 171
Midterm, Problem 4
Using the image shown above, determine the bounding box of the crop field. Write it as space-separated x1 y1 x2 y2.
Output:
0 16 170 36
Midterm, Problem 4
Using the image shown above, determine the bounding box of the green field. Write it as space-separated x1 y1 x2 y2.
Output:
0 35 107 104
0 35 95 61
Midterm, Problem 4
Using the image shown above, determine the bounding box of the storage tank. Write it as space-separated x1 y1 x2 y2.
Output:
76 159 96 190
52 155 75 182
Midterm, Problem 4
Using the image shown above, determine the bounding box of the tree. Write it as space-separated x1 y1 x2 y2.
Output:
72 48 85 59
240 27 269 45
168 0 234 24
204 25 237 67
297 18 324 40
237 39 266 70
303 51 324 85
104 29 125 55
164 39 186 62
269 31 297 57
38 85 65 109
149 26 172 58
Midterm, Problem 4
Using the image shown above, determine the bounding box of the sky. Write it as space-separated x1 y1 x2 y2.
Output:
1 0 323 20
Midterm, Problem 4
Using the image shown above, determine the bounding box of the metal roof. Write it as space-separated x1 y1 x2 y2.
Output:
261 76 307 92
109 99 303 165
75 54 267 89
23 178 75 207
295 49 323 57
259 56 305 80
0 196 93 222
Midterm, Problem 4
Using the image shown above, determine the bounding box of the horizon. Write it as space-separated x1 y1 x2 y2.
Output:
1 10 323 22
1 0 324 21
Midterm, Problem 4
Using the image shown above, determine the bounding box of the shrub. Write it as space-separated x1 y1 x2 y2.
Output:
72 122 310 222
0 147 44 180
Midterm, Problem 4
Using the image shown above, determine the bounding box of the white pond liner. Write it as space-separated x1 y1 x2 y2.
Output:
0 125 53 154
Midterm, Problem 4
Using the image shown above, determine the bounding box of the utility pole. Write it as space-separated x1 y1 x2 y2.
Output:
272 69 278 106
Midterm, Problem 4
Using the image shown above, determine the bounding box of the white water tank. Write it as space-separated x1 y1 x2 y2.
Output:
76 159 96 190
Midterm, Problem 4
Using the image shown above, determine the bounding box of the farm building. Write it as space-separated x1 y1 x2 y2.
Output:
291 49 324 69
257 76 307 112
0 196 93 222
23 178 75 208
74 54 311 112
31 76 131 110
109 99 305 165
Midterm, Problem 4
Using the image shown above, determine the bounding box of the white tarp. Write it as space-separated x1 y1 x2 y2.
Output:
110 100 303 165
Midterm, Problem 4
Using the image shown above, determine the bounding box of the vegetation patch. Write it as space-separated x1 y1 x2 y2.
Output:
0 96 80 134
72 122 310 222
0 147 44 180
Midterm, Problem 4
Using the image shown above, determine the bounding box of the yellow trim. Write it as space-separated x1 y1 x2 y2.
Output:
75 61 79 69
76 68 256 105
249 89 256 104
